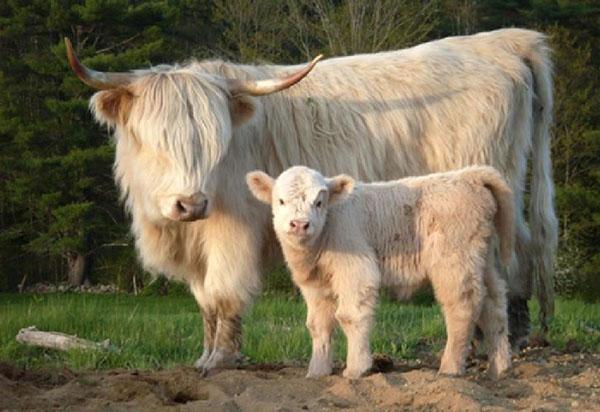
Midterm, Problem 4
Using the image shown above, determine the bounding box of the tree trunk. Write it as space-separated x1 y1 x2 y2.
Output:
67 253 86 287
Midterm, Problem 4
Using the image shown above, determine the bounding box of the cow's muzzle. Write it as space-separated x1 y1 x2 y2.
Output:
171 196 209 222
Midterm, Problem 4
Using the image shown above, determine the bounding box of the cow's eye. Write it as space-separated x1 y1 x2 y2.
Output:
279 199 284 206
315 200 322 208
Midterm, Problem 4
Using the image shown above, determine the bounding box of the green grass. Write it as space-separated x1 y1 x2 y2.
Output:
0 292 598 370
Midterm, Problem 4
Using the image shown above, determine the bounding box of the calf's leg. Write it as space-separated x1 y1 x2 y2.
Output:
332 261 379 379
303 287 337 377
433 266 484 376
478 262 511 378
336 307 374 379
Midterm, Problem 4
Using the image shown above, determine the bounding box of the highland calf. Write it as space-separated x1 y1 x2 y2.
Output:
247 166 514 379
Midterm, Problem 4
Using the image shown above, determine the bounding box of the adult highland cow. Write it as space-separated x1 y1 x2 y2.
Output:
66 28 557 372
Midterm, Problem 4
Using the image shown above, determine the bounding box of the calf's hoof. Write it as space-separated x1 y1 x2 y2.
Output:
342 360 372 379
486 367 506 380
306 362 333 378
342 355 373 379
306 369 332 378
437 364 465 377
342 367 370 379
487 358 511 380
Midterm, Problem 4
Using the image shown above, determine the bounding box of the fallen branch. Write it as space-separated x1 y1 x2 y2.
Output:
17 273 28 293
16 326 112 352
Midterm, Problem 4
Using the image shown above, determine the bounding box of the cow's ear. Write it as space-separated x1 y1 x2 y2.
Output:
90 87 134 126
327 174 355 205
229 95 256 126
246 170 274 204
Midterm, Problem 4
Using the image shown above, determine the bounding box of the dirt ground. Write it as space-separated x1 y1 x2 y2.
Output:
1 346 599 411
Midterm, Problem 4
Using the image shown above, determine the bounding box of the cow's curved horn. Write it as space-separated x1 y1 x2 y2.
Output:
227 54 323 97
65 38 137 90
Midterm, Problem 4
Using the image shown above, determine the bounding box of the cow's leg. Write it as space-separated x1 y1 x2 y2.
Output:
434 265 484 376
197 309 218 368
332 261 379 379
200 280 257 372
189 280 218 369
203 306 244 371
200 215 263 373
478 259 511 379
303 287 337 378
506 211 533 350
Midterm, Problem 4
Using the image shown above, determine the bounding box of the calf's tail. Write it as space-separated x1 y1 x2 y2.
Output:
465 167 515 266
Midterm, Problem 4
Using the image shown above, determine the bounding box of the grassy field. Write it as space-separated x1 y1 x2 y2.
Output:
0 292 598 370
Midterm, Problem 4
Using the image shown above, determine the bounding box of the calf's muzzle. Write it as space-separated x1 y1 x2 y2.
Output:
289 219 310 235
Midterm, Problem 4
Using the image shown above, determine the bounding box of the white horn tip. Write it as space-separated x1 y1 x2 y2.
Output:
311 54 324 65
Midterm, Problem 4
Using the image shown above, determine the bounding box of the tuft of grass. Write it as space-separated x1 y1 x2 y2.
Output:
530 299 600 350
0 293 598 370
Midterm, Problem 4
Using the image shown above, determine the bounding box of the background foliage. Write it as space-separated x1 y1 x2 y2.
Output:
0 0 598 299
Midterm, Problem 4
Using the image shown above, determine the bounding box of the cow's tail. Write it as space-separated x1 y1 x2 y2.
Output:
469 167 516 267
491 30 558 329
509 30 558 330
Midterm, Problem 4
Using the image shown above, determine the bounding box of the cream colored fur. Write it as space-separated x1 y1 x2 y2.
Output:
248 165 513 379
88 28 556 370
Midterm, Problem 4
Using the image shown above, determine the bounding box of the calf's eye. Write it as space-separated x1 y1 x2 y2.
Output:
279 199 285 205
315 200 322 208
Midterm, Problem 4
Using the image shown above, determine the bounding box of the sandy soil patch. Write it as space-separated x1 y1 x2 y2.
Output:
1 347 599 411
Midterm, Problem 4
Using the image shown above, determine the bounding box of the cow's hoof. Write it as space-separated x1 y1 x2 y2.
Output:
508 297 530 351
194 350 211 369
201 349 242 375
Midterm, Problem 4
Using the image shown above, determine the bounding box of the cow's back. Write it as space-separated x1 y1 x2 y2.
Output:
219 29 539 188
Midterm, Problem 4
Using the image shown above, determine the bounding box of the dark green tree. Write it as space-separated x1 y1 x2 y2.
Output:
0 0 597 300
548 26 600 300
0 0 215 290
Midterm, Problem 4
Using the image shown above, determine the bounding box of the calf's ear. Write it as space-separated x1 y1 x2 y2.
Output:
327 174 355 205
246 171 274 204
90 87 134 126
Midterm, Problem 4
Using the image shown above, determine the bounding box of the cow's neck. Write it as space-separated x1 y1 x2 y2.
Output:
131 213 205 281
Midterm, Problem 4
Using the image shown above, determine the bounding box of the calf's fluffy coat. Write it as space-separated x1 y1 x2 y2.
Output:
247 166 513 379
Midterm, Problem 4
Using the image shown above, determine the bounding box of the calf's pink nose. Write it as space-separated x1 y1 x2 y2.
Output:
290 219 310 233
